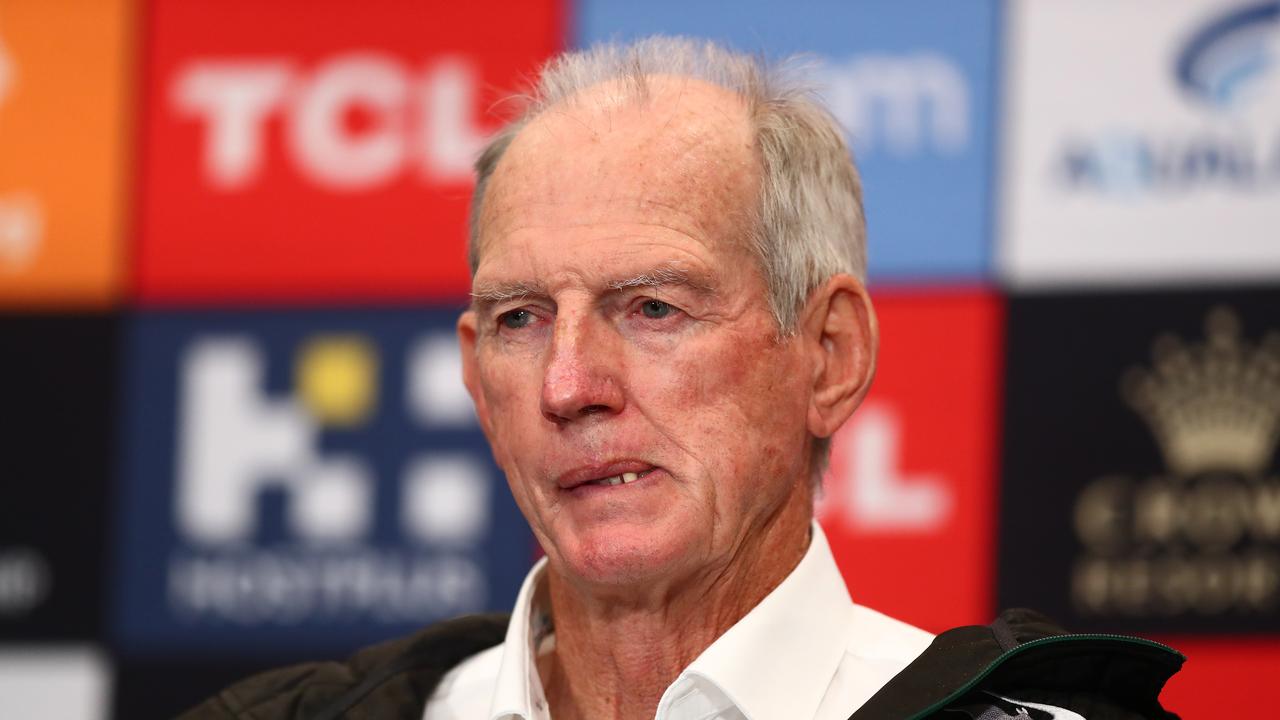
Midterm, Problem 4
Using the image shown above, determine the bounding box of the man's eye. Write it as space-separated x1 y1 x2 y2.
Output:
499 309 535 329
640 299 674 319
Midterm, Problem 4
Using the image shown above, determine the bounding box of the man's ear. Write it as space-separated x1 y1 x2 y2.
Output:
457 310 492 433
802 273 878 441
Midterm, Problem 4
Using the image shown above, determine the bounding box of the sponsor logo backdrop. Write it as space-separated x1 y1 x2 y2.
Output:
1000 0 1280 286
578 0 1000 282
1000 286 1280 635
134 0 562 303
999 286 1280 716
114 308 532 656
2 1 1277 717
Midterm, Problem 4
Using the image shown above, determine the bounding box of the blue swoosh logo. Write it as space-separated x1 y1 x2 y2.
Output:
1174 2 1280 107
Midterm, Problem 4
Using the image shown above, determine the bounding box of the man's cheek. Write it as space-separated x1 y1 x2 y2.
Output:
673 338 774 412
666 357 751 457
477 378 528 472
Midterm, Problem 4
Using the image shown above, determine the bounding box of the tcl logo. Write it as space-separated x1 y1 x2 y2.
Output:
173 54 487 190
135 0 559 302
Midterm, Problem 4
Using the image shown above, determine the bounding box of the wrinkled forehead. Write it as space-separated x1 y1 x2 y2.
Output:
475 75 760 259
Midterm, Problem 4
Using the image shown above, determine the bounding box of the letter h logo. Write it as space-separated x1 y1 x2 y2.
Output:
176 338 374 545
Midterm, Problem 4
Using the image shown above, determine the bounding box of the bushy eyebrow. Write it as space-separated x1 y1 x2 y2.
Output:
605 264 715 295
470 280 546 312
470 263 716 314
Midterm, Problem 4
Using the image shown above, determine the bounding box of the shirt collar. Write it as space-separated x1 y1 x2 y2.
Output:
672 521 853 720
488 520 852 720
488 556 551 720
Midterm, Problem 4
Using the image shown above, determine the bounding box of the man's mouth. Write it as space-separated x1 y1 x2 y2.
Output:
581 468 656 487
557 462 659 490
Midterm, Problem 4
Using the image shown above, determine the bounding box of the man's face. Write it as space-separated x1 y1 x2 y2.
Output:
459 78 815 591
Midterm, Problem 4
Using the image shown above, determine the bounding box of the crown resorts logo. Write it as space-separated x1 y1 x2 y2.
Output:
1073 307 1280 619
1124 308 1280 477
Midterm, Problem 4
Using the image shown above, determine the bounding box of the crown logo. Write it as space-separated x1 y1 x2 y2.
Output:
1122 306 1280 477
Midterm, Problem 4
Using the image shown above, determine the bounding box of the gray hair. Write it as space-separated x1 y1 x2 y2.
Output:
468 35 867 476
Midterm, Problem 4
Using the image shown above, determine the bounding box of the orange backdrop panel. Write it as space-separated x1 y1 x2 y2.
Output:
0 0 132 306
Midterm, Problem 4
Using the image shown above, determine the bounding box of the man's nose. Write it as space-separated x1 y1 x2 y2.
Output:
540 313 625 425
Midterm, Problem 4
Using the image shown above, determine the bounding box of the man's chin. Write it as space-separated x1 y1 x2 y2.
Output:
548 522 697 591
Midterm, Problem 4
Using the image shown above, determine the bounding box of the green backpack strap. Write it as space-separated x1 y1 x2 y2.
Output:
849 609 1184 720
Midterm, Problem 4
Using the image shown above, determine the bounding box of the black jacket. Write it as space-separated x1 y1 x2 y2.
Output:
180 609 1183 720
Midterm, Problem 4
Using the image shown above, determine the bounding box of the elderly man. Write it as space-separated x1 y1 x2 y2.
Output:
442 36 912 720
185 37 1184 720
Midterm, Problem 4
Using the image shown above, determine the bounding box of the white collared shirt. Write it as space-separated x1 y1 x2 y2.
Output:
423 522 934 720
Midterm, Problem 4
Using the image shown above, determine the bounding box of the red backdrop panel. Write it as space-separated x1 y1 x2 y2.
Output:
819 287 1003 633
136 0 563 304
1154 635 1280 717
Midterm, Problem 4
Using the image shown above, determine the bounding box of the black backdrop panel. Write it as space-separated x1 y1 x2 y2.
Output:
999 286 1280 635
0 313 117 641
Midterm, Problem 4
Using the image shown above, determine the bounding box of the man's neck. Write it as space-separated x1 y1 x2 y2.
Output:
537 501 813 720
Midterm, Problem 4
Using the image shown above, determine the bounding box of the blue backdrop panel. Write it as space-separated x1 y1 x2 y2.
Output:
114 307 531 658
576 0 1000 282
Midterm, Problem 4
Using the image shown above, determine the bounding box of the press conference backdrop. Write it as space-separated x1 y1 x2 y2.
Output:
1 0 1277 717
